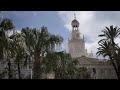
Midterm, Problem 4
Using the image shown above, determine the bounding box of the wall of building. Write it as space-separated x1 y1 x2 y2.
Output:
82 64 118 79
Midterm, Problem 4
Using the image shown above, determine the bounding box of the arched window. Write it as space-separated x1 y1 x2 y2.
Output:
93 68 96 74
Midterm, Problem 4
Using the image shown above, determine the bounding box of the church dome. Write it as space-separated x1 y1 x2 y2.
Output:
71 19 79 27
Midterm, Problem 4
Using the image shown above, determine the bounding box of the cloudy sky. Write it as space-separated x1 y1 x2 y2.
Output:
1 11 120 59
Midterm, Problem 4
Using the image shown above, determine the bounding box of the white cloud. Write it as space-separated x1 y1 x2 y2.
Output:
58 11 120 59
17 30 21 33
7 30 13 37
7 28 21 37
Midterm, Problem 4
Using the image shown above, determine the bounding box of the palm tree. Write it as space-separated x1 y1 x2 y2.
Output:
21 26 63 79
97 25 120 79
114 45 120 78
21 27 41 79
44 51 67 79
10 32 26 79
0 18 14 79
44 51 91 79
96 40 119 78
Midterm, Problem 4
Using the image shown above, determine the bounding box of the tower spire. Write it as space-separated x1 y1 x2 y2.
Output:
74 13 76 19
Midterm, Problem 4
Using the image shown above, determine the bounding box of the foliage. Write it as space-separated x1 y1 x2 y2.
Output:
44 51 91 79
0 69 7 79
0 18 15 79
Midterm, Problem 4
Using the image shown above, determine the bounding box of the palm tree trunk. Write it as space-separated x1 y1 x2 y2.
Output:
110 42 120 79
17 63 21 79
0 44 3 60
117 61 120 79
112 62 120 79
33 53 41 79
33 60 41 79
8 59 12 79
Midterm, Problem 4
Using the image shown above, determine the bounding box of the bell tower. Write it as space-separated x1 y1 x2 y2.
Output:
71 14 80 40
68 14 85 58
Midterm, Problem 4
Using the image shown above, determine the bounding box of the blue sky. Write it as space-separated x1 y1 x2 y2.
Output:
2 11 69 35
1 11 70 51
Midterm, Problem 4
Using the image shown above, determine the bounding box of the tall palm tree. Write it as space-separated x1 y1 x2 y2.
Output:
21 26 63 79
21 27 41 79
0 18 14 79
10 32 26 79
97 25 120 79
96 40 119 78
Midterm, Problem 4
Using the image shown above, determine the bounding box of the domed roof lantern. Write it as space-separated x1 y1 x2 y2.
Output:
71 13 79 27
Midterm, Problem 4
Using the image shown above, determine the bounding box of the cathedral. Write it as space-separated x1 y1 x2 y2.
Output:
68 14 117 79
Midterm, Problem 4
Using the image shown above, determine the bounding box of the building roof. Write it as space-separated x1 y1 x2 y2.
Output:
72 19 79 24
77 56 111 65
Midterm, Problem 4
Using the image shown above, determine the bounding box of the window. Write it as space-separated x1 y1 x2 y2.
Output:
93 68 96 74
29 66 32 69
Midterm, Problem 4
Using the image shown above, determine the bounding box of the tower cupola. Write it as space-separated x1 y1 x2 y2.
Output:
71 13 79 30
